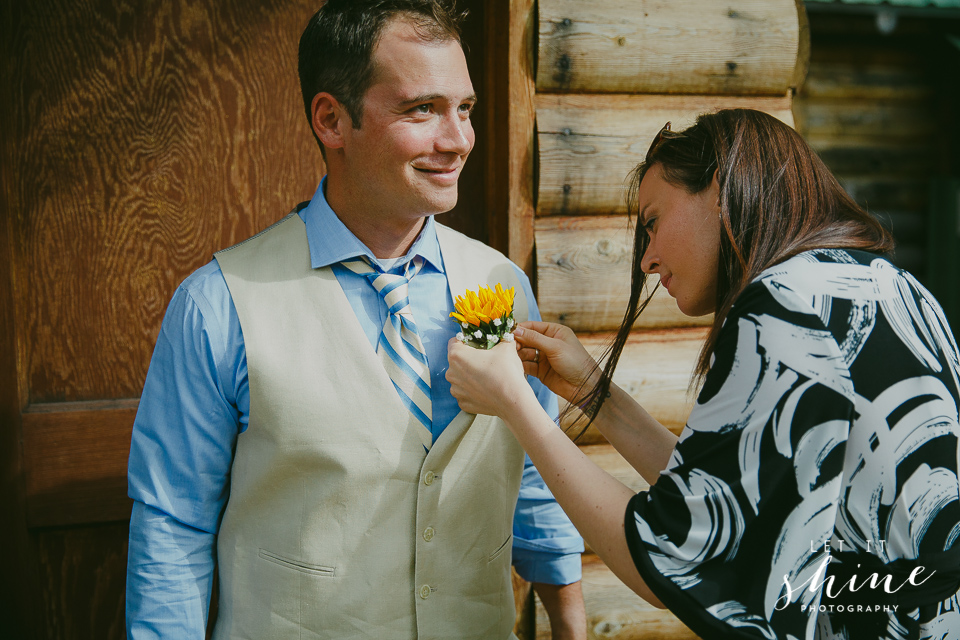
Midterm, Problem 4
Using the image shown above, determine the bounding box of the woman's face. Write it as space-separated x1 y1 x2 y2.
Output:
637 164 722 317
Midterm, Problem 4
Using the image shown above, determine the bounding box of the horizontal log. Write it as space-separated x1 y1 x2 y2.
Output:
22 401 137 526
801 46 933 101
794 97 936 143
839 177 928 214
536 553 697 639
804 139 937 177
537 0 805 95
561 328 706 444
537 94 794 216
535 215 713 332
801 62 934 102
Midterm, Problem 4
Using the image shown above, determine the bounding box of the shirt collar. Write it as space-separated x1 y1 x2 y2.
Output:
299 177 444 274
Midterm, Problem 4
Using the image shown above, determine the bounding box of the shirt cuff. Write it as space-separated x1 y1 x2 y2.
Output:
511 547 583 585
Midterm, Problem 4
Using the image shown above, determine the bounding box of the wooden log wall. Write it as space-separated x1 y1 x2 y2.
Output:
510 1 811 637
793 41 938 281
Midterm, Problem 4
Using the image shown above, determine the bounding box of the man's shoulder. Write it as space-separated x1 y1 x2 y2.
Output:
216 211 302 260
179 259 228 299
170 260 236 332
434 223 527 280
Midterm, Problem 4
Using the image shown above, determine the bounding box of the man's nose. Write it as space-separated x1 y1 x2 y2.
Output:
436 113 473 156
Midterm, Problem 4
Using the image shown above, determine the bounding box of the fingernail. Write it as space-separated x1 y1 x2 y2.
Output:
514 327 524 337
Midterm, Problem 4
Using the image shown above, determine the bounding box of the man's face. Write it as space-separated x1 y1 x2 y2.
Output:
338 19 476 221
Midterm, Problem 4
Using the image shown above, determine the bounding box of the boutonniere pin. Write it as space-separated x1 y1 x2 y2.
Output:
450 283 516 349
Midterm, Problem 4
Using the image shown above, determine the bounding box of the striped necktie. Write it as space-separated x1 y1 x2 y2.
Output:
340 256 433 450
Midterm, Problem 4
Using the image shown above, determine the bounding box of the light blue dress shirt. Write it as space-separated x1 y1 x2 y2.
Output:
126 179 583 637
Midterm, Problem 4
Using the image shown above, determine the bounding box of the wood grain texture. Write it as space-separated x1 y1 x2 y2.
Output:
535 215 713 332
794 0 810 92
794 97 935 143
562 328 706 443
9 0 322 405
22 400 137 527
794 38 939 280
479 0 510 257
803 139 937 177
0 2 38 629
537 94 795 216
798 46 933 101
536 554 698 640
507 0 538 277
537 0 803 96
435 0 492 246
35 522 128 640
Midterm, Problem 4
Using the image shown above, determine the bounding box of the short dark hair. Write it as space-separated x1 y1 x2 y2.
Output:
298 0 466 152
575 109 894 434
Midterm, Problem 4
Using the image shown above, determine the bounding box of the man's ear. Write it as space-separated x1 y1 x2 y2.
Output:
310 92 350 150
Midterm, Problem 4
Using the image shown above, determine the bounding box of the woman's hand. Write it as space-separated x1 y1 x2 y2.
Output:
446 338 537 418
514 321 601 404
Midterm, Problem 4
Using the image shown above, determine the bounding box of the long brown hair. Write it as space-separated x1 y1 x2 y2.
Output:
574 109 894 431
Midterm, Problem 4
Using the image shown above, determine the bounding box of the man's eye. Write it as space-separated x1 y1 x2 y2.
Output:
459 103 474 114
412 104 431 114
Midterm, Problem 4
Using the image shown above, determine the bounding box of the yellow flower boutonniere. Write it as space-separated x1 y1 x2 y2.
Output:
450 283 516 350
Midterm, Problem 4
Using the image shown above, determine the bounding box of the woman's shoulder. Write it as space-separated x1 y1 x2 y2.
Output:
756 248 891 289
726 249 909 345
743 248 901 312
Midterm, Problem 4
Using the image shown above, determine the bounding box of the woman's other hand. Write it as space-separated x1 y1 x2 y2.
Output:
514 321 600 404
446 338 535 417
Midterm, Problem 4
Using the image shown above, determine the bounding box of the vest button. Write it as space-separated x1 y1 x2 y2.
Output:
423 526 435 542
419 584 431 599
424 471 436 485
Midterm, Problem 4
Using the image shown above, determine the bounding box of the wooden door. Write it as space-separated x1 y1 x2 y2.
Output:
0 0 493 637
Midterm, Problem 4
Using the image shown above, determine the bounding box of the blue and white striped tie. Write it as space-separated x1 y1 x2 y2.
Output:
341 256 433 450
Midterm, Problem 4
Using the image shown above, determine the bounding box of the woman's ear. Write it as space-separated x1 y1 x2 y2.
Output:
310 92 350 151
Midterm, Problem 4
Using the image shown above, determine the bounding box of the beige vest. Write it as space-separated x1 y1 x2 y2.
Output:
212 212 528 639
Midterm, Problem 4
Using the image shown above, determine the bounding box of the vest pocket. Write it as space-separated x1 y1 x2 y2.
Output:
486 534 513 564
258 548 336 577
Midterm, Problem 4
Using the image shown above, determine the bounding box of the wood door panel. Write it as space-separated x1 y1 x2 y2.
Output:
22 401 137 527
10 0 320 404
36 523 129 640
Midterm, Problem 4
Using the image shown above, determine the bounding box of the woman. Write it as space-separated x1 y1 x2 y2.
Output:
446 109 960 639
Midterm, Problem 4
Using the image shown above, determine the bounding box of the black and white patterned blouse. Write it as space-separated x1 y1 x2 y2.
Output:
626 249 960 640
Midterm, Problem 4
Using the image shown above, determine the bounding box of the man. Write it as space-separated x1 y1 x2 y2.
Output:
125 1 586 638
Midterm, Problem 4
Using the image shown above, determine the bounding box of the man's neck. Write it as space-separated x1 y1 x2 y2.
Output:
337 210 426 260
323 179 427 260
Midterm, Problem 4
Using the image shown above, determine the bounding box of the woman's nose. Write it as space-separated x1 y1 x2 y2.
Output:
640 242 658 274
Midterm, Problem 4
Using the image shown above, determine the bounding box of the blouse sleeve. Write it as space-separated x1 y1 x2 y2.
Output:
625 281 858 639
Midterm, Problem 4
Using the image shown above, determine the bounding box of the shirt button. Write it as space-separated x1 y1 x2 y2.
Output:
419 584 431 599
423 526 435 542
424 471 436 485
